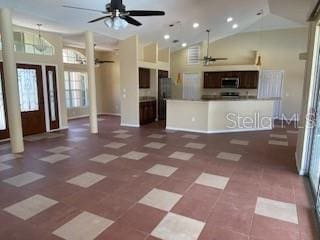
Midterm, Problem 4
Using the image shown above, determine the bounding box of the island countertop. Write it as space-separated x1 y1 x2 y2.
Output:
166 98 276 134
165 97 280 102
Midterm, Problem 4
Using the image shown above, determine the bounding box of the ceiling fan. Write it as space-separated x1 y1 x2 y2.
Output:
94 44 114 65
63 0 165 30
199 29 228 65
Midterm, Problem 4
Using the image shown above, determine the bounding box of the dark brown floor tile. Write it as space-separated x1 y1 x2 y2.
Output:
116 203 166 233
251 215 299 240
96 222 147 240
199 223 249 240
157 178 192 194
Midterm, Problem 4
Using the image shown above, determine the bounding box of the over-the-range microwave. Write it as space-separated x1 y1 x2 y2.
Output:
221 77 240 89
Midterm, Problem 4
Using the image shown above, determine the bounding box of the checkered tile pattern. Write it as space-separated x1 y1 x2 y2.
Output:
0 116 317 240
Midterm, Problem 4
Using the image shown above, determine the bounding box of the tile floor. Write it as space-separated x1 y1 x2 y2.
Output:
0 115 318 240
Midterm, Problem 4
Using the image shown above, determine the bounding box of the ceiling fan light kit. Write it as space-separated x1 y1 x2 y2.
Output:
63 0 165 30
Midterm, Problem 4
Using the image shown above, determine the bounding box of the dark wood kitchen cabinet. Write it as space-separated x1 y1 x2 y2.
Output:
238 71 259 89
139 68 150 89
140 100 156 125
203 71 259 89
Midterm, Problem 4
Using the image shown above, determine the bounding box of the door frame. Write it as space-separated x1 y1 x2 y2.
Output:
0 61 62 138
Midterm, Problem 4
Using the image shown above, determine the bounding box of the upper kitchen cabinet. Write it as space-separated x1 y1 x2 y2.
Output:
203 71 259 89
204 72 221 88
139 68 151 89
239 71 259 89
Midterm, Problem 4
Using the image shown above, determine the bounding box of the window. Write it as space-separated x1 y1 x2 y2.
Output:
64 71 88 108
63 49 87 64
183 73 201 100
0 75 6 130
187 45 200 64
17 68 39 112
0 31 54 56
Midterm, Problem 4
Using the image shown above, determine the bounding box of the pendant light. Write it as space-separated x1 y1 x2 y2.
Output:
34 24 48 52
256 10 263 66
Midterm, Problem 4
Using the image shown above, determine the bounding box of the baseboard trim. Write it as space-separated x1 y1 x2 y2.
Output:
99 112 121 117
68 114 89 120
121 123 140 128
165 126 272 134
49 126 68 132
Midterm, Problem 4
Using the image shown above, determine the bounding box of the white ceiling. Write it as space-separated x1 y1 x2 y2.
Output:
0 0 315 51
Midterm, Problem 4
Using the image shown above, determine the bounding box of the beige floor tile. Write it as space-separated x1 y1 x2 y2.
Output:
148 134 166 139
122 151 148 160
66 172 106 188
46 146 73 154
230 139 249 146
39 154 70 164
184 142 206 149
0 163 12 172
151 212 205 240
216 152 242 161
90 154 118 164
169 151 194 161
53 211 113 240
3 172 45 187
268 140 289 147
4 194 58 220
146 164 178 177
182 134 200 140
255 197 298 224
195 173 229 190
144 142 166 149
139 188 182 211
0 153 22 162
114 134 132 139
104 142 126 149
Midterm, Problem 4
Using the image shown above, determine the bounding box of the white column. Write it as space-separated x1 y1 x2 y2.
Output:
0 8 24 153
85 31 98 133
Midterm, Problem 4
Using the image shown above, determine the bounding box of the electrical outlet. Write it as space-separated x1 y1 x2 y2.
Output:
192 117 196 122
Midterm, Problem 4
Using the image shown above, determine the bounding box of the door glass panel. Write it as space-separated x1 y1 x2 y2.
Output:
17 68 39 112
48 71 56 121
0 75 6 130
310 114 320 192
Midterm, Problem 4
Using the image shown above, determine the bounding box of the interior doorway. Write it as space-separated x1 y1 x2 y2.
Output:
258 70 284 119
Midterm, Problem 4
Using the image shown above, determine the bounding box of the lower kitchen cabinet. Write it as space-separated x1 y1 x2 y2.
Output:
140 100 156 125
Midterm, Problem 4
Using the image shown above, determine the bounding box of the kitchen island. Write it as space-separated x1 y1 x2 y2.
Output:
166 98 276 133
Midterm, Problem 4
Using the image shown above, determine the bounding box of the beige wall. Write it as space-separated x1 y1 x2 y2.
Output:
171 28 308 118
119 35 139 126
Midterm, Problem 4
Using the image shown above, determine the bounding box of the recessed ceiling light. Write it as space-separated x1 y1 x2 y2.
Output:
193 22 199 28
227 17 233 22
182 43 187 47
232 24 238 29
164 34 170 40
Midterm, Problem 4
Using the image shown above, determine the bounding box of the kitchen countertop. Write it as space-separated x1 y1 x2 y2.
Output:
166 97 280 102
139 97 156 103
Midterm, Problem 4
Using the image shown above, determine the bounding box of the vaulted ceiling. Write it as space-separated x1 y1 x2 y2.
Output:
0 0 316 51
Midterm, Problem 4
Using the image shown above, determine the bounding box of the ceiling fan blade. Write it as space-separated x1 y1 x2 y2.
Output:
88 15 111 23
126 10 165 16
212 58 228 61
62 5 106 13
97 60 115 64
121 16 142 26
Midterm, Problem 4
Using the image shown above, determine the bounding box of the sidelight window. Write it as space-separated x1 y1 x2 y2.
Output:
0 75 6 130
64 71 88 108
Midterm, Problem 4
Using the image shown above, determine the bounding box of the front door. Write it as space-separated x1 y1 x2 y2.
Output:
0 63 9 139
17 64 46 136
